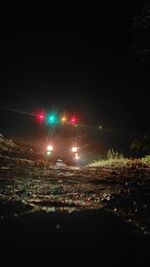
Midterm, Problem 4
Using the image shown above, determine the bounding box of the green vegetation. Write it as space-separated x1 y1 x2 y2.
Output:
89 149 130 167
141 155 150 166
130 133 150 154
89 149 150 168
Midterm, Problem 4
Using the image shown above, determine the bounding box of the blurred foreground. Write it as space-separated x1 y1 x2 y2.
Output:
0 166 150 266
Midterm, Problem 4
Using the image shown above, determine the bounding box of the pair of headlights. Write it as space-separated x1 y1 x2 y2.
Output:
46 145 80 160
47 145 79 153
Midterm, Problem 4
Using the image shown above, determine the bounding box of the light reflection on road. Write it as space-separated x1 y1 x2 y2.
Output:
0 166 150 234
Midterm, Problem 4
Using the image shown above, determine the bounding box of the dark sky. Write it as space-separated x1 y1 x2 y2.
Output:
0 9 150 150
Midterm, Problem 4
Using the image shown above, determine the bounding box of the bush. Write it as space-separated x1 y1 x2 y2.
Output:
89 149 129 168
141 155 150 166
107 149 124 160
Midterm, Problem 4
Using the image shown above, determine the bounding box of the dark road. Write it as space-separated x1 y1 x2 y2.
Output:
0 166 150 266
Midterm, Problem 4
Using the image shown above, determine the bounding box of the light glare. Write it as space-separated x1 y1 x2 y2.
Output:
72 146 78 153
47 145 53 151
61 117 67 122
75 153 80 160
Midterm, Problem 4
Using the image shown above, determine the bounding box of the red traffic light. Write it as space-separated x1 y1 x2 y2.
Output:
37 112 45 122
70 116 78 125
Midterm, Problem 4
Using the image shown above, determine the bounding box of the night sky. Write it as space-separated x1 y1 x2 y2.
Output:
0 9 150 152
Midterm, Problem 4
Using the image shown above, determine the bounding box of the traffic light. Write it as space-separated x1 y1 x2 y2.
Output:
70 116 78 125
35 110 79 126
47 113 58 125
61 116 67 123
37 112 45 122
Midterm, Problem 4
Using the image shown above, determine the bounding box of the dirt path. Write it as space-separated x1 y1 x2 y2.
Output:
0 166 150 266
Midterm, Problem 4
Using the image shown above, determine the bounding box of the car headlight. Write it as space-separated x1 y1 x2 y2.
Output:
74 153 80 160
47 145 53 151
71 146 78 153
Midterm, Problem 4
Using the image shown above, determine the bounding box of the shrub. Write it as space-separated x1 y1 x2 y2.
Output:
141 155 150 166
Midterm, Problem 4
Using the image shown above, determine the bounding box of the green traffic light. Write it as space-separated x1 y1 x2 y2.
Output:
47 113 58 125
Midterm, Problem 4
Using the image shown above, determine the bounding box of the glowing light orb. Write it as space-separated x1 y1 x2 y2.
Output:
70 116 78 125
75 153 80 160
72 146 78 153
61 117 67 123
47 145 53 151
47 113 58 125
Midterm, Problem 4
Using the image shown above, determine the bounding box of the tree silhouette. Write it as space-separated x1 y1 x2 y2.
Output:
130 133 150 154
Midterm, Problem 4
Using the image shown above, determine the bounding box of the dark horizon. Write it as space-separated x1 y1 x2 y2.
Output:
0 10 150 153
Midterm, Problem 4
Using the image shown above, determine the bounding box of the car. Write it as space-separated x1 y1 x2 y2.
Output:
43 124 81 166
44 142 80 166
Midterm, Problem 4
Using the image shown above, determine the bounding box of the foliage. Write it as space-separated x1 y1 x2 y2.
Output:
130 2 150 64
130 133 150 154
107 149 124 160
141 155 150 166
89 149 129 168
130 139 142 152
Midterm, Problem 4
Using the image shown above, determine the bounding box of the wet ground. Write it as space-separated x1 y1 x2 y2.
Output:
0 166 150 266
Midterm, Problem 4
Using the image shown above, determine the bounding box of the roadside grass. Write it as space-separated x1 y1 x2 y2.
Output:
89 149 150 168
141 155 150 166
